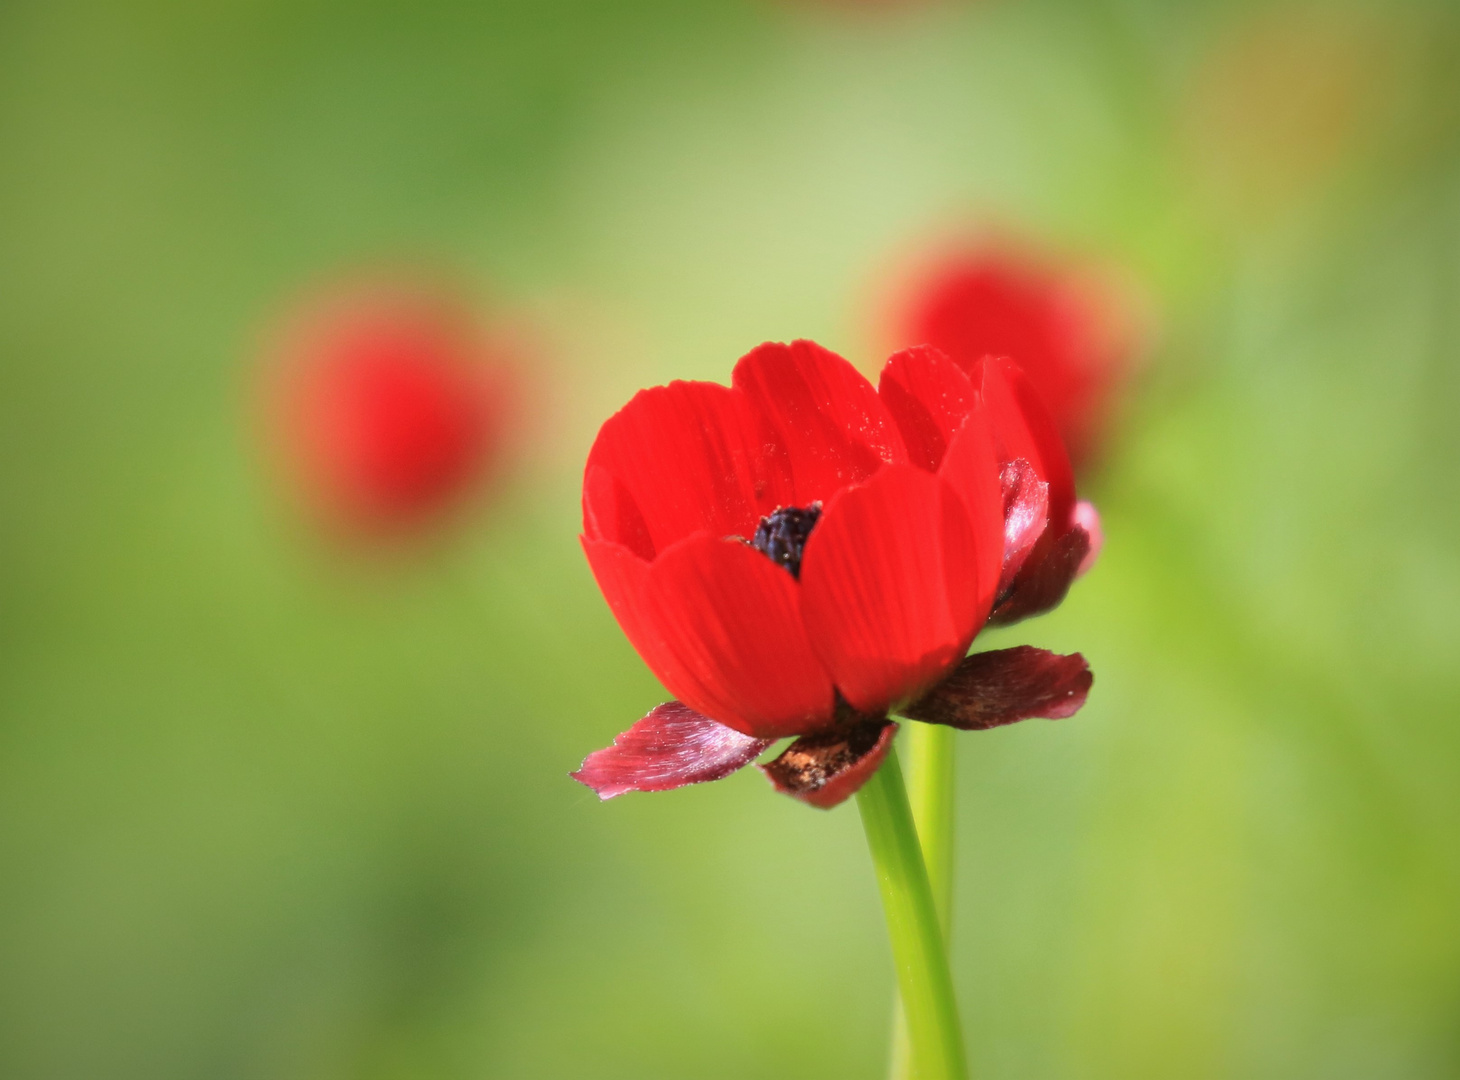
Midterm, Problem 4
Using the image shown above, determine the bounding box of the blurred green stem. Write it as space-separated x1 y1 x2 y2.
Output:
888 722 957 1079
857 742 967 1080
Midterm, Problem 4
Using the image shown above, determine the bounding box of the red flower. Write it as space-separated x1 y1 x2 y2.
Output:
573 340 1098 808
267 284 514 538
893 245 1135 471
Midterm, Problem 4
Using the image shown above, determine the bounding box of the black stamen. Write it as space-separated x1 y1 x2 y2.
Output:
751 503 822 579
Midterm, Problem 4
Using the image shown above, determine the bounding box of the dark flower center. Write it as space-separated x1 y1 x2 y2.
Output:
751 503 821 579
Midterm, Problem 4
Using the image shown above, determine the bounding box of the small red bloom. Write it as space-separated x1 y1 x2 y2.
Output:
893 246 1135 471
574 340 1097 807
267 283 513 538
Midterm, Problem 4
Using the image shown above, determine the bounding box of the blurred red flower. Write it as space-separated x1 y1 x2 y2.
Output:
573 340 1097 808
266 283 515 539
891 245 1136 471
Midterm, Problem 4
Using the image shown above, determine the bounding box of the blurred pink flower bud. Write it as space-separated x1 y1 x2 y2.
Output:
264 281 517 540
888 243 1140 472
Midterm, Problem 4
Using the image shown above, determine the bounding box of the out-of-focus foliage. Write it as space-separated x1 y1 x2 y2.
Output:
0 1 1457 1078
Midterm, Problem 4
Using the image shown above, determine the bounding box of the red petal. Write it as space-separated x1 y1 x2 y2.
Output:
937 406 1006 623
639 534 836 739
733 340 906 505
582 536 673 681
571 700 773 800
974 355 1076 535
901 646 1091 729
758 719 898 809
799 466 990 715
584 380 791 557
582 464 654 562
997 458 1049 596
877 345 978 472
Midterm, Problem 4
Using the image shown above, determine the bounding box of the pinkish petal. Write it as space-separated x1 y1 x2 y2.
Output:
901 646 1091 730
974 355 1076 534
1074 500 1103 578
571 701 773 800
997 458 1049 596
758 719 898 809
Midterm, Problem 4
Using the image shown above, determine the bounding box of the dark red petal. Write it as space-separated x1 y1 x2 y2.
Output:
878 345 977 473
758 719 898 809
997 458 1050 596
901 646 1091 730
584 380 791 557
987 524 1092 626
639 533 836 739
571 700 773 800
974 355 1076 535
733 340 906 505
800 466 989 715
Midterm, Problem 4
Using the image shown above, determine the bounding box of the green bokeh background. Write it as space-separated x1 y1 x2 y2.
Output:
2 1 1458 1077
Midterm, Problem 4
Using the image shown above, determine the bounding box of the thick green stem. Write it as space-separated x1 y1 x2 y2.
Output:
906 722 957 932
888 722 958 1079
857 743 968 1080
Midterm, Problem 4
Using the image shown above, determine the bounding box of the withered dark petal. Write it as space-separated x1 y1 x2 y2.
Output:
998 457 1049 597
571 701 773 800
987 524 1091 626
901 646 1091 730
758 719 897 809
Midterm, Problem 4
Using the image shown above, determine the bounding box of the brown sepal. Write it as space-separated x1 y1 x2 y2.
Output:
901 646 1091 730
758 718 898 809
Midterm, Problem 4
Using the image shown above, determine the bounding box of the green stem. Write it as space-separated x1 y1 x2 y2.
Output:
857 743 968 1080
907 722 957 932
888 722 957 1079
